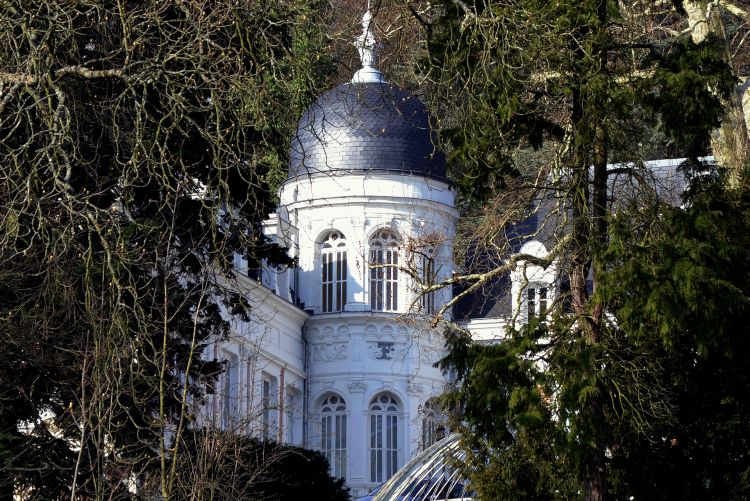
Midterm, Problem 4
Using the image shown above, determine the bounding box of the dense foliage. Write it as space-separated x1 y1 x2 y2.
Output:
442 172 750 499
427 0 748 499
0 1 331 499
602 172 750 499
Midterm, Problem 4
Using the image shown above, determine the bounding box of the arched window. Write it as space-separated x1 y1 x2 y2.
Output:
321 394 347 479
369 393 399 483
321 231 347 313
420 400 444 450
370 230 400 311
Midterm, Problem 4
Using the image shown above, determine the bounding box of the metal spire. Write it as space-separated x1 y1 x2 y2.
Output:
352 6 385 83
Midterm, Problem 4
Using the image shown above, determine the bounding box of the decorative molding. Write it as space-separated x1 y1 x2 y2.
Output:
348 381 367 393
369 341 395 360
311 342 348 363
407 383 424 396
323 381 335 389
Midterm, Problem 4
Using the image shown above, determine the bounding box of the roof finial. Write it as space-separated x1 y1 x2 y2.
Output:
353 5 385 83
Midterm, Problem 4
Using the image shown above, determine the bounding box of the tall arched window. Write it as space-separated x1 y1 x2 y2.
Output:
321 231 347 313
421 400 444 450
369 393 399 483
321 394 347 479
370 230 400 311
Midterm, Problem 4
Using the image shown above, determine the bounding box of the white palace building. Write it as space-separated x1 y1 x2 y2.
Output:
203 8 703 497
205 10 560 498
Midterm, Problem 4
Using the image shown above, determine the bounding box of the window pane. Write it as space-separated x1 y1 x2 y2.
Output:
371 450 377 482
527 288 536 319
369 395 399 484
377 415 382 448
321 415 327 449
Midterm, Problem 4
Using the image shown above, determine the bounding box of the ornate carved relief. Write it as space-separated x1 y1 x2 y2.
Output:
407 383 424 396
312 342 348 362
348 381 367 393
369 341 395 360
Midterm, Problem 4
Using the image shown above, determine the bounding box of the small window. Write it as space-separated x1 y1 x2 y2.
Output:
220 352 240 429
285 389 299 445
261 376 277 441
370 230 400 312
527 286 550 322
527 288 536 320
539 287 547 317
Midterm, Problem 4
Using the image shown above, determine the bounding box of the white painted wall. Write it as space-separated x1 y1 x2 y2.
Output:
278 172 457 497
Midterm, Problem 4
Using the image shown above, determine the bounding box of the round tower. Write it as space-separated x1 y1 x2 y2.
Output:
278 10 457 497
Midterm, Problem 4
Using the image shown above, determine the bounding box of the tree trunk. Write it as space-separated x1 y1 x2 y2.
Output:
684 0 749 184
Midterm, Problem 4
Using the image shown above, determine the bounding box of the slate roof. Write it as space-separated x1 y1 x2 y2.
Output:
288 82 446 180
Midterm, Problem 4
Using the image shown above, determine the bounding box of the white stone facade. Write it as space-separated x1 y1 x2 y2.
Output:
207 171 458 498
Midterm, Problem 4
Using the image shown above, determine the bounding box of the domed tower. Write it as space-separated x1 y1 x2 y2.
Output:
278 10 457 497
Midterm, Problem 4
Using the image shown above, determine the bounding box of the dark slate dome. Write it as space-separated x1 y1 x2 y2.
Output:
288 82 446 180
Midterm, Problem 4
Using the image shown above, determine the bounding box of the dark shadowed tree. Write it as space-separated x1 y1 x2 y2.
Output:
173 429 351 501
0 1 332 499
420 0 742 499
601 171 750 500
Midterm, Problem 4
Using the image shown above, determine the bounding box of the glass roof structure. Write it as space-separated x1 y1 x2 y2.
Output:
371 433 473 501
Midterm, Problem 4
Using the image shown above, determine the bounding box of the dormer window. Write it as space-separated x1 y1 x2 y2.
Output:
511 241 557 327
369 230 400 312
321 231 347 313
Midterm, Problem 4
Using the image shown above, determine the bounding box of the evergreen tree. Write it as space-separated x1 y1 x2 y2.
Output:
424 1 742 499
602 171 750 499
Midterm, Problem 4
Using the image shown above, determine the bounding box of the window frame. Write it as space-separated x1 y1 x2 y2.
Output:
420 246 436 314
261 375 278 441
421 400 441 450
526 285 550 322
321 231 348 313
320 394 348 479
219 351 240 430
369 393 400 483
369 230 401 312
